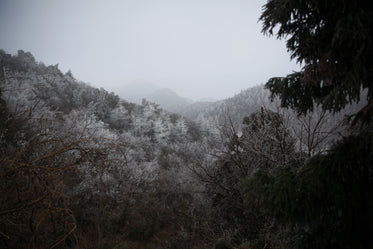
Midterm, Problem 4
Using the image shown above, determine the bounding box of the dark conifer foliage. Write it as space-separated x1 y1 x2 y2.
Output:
248 1 373 248
260 0 373 122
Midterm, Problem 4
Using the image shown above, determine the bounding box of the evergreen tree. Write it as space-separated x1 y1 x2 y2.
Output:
260 0 373 122
252 1 373 248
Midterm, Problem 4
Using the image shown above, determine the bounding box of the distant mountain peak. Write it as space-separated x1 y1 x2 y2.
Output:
113 82 193 113
147 87 193 112
114 81 160 104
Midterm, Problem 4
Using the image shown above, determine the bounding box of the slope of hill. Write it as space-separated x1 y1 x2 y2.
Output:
179 85 272 132
0 50 218 248
180 83 365 155
0 50 365 249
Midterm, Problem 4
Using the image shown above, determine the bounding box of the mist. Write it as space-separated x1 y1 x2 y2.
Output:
0 0 300 100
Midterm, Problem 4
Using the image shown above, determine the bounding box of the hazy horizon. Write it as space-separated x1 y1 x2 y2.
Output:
0 0 301 100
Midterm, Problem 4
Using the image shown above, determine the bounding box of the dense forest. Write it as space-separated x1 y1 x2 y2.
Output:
1 0 373 248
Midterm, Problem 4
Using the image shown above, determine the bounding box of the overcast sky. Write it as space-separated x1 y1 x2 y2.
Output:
0 0 300 100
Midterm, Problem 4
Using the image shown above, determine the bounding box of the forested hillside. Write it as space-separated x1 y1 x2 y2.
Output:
181 83 364 156
3 0 373 248
179 85 270 133
1 38 371 249
0 50 220 249
1 46 370 249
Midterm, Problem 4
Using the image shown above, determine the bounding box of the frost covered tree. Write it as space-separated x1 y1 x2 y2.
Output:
194 107 298 244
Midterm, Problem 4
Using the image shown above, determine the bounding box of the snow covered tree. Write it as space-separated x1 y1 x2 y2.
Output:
197 108 298 244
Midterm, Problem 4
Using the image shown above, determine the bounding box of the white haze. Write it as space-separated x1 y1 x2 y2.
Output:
0 0 301 100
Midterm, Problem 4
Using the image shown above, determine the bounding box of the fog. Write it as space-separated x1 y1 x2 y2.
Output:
0 0 300 100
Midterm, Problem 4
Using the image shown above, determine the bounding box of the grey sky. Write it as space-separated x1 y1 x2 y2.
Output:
0 0 300 100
